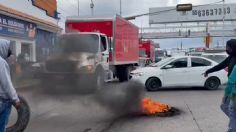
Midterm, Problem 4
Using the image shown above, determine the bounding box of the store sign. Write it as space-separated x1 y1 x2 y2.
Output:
149 3 236 24
0 14 36 40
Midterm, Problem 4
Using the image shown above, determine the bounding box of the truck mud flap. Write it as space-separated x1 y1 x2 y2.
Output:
7 95 30 132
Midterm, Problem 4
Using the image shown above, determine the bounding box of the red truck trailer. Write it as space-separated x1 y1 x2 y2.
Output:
139 40 155 62
64 15 139 82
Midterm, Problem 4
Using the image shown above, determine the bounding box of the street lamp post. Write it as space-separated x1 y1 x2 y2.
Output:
120 0 122 16
90 0 94 16
78 0 79 16
222 0 225 46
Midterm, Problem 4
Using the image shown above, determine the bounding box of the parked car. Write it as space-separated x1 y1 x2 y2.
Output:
131 56 228 91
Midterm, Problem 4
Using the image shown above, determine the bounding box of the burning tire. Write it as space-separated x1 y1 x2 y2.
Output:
142 98 181 117
7 96 30 132
145 77 161 91
204 77 220 90
154 107 180 117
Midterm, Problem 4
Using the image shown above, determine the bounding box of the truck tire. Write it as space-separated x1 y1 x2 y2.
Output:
7 95 30 132
84 68 105 93
94 69 105 91
117 66 130 82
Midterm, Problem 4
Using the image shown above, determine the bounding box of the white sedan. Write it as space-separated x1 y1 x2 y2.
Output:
131 56 228 91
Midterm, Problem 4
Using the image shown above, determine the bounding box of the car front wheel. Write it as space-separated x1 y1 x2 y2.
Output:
145 77 161 91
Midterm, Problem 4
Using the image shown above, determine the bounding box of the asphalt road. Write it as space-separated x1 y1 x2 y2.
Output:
11 84 228 132
105 86 228 132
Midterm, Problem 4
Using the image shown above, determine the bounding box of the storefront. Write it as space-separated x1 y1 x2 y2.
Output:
35 29 57 61
0 13 37 62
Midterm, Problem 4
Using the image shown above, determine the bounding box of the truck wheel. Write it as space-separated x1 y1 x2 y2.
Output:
95 71 104 91
204 77 220 90
118 66 130 82
87 68 105 93
7 95 30 132
145 77 161 91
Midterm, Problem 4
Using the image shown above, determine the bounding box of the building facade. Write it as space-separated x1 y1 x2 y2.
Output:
0 0 61 62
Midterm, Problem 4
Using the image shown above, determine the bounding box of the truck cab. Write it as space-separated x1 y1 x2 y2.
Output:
41 32 110 92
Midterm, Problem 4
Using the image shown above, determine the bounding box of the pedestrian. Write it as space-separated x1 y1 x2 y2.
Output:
224 65 236 132
204 39 236 77
0 39 21 132
204 39 236 132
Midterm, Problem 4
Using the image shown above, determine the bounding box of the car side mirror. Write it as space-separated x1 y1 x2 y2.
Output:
162 65 174 69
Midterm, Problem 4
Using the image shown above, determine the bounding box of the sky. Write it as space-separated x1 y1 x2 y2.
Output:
56 0 236 49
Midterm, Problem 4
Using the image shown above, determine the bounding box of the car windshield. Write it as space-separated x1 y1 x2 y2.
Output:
55 34 99 53
150 57 174 67
202 54 227 63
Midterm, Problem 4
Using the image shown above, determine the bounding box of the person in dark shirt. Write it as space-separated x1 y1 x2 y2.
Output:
204 39 236 132
204 39 236 77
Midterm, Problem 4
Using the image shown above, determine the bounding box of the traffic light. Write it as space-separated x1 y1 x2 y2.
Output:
176 4 193 11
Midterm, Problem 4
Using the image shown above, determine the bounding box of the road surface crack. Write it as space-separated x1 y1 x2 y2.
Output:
185 103 203 132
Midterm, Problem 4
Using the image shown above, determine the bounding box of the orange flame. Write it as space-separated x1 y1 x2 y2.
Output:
142 98 171 115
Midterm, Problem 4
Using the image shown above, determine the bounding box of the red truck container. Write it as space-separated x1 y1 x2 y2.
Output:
65 15 139 82
139 40 155 62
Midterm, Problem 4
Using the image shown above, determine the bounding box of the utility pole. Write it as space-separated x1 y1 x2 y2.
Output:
222 0 225 47
90 0 94 16
120 0 122 16
78 0 79 16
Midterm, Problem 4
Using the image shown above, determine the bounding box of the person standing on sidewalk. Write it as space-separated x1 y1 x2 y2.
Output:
0 39 21 132
204 39 236 132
